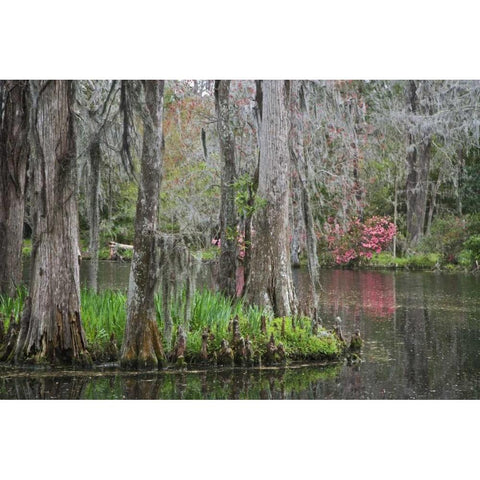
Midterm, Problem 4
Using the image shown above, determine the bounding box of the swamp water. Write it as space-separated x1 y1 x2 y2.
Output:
3 262 479 399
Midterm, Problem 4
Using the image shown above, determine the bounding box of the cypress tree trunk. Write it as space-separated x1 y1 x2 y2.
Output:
215 80 237 298
289 81 320 314
15 80 90 365
121 80 165 369
0 81 29 297
244 80 297 317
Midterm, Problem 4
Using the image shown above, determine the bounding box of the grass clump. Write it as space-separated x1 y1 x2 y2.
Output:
2 287 346 367
0 286 28 329
366 252 441 270
80 289 126 349
265 317 339 361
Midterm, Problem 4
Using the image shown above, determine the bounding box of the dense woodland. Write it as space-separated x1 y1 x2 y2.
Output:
1 79 480 367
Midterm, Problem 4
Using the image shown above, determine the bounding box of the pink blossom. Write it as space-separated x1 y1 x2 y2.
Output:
325 216 396 265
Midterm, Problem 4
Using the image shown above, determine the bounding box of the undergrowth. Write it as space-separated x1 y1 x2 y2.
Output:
1 287 343 364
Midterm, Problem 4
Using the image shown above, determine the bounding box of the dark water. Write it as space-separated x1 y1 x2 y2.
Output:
297 269 480 399
7 262 480 399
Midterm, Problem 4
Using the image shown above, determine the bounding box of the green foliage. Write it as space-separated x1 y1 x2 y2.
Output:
234 173 266 218
186 289 264 351
0 286 27 329
74 287 340 363
22 239 32 259
459 234 480 268
405 253 441 269
195 246 220 261
1 287 343 364
367 252 441 270
100 180 137 244
466 213 480 236
270 318 339 360
419 216 467 262
80 289 127 348
460 148 480 214
159 159 219 237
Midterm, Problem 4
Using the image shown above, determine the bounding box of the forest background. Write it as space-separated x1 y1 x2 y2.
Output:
2 1 478 480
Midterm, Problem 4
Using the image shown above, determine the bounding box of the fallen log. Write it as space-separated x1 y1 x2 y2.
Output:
108 241 133 260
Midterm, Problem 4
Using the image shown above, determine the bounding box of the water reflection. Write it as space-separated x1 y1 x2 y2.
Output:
0 365 345 400
309 270 480 399
16 261 480 399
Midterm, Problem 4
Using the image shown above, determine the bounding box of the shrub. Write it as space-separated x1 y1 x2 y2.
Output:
405 253 440 270
326 216 396 265
419 216 467 263
459 234 480 269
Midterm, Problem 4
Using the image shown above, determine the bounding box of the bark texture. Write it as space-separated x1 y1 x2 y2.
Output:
215 80 237 298
15 80 89 365
121 80 165 369
0 81 30 297
244 81 297 317
289 81 320 315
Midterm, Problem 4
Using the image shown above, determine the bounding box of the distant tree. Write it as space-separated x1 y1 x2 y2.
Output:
215 80 237 298
77 80 119 292
245 80 297 317
15 81 90 365
160 81 219 243
121 80 166 369
405 80 433 247
0 80 30 297
366 80 480 248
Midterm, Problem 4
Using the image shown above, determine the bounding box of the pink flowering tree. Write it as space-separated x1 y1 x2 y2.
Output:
326 216 397 265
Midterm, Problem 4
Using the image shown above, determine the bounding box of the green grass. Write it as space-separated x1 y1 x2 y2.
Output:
0 286 27 329
366 252 441 270
80 289 127 347
1 287 344 365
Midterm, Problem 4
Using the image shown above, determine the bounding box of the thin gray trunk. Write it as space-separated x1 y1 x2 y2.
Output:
87 136 101 292
0 81 29 297
406 137 431 246
121 80 165 369
242 82 262 291
290 181 302 268
393 170 398 258
215 80 237 298
426 174 441 235
456 148 464 216
245 81 297 317
15 80 89 365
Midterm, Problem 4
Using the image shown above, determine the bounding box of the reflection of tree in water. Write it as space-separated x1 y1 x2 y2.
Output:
9 374 89 400
122 374 164 400
403 303 429 398
397 274 475 399
151 366 341 400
